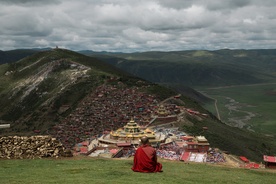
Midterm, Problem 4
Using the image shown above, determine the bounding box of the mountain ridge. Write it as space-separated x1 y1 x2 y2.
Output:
80 49 276 88
0 48 275 162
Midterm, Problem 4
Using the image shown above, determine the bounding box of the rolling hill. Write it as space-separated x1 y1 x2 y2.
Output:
0 49 50 65
80 49 276 88
0 48 275 162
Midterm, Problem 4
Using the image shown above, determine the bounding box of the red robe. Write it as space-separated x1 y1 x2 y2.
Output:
132 144 162 172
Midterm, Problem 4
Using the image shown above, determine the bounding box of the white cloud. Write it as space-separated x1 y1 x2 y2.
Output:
0 0 276 52
34 39 49 46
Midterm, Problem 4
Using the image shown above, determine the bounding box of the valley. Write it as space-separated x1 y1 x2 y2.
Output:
199 83 276 136
84 49 276 138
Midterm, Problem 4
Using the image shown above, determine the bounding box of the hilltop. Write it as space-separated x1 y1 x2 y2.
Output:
3 49 276 88
0 48 275 162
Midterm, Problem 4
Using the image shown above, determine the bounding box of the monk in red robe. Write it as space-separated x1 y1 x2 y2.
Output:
132 136 162 172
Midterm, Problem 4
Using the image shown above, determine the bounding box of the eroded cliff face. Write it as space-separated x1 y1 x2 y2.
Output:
0 49 101 135
10 58 90 102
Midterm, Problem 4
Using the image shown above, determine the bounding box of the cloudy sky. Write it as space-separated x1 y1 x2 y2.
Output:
1 0 276 52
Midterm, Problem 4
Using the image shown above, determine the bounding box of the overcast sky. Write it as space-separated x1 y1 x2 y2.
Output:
1 0 276 52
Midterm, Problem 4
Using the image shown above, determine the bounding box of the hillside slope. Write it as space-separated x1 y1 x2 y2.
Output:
0 49 275 162
0 49 44 65
82 49 276 88
1 158 276 184
81 49 276 141
0 48 178 139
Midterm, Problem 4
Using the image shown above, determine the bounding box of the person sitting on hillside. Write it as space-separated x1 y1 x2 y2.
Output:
131 136 162 172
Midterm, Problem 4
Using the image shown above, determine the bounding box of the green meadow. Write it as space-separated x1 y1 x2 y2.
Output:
200 83 276 136
0 157 276 184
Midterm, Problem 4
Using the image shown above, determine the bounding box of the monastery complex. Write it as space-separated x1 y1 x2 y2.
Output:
46 80 267 168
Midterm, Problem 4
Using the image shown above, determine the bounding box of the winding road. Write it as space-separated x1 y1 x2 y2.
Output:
200 82 276 131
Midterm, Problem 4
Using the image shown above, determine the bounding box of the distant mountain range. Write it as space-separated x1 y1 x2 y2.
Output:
2 48 275 87
1 48 275 103
79 49 276 89
0 48 52 65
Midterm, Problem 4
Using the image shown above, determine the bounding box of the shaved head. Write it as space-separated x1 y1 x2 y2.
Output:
140 136 149 145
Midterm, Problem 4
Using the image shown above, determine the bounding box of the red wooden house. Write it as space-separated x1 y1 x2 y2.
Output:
263 155 276 169
196 136 210 153
185 142 198 152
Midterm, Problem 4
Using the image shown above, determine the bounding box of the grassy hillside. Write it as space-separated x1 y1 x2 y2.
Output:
1 48 275 162
82 49 276 156
0 49 141 133
0 157 275 184
182 115 276 162
200 84 276 136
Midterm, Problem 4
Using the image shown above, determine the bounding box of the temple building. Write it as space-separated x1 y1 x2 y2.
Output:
184 136 210 153
110 118 155 140
196 136 210 152
156 104 168 117
149 104 178 126
98 118 166 146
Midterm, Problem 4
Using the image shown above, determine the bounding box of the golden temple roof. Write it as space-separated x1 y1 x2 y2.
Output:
110 118 155 140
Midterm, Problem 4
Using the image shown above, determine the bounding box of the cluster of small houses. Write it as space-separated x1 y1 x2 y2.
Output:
73 127 276 169
49 82 181 149
74 128 224 163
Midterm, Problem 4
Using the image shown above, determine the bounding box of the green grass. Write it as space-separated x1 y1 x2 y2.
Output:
200 83 276 135
0 157 275 184
0 64 12 93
